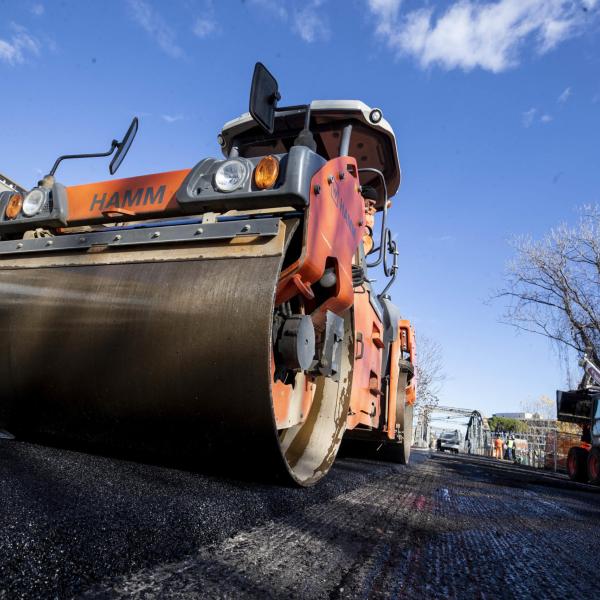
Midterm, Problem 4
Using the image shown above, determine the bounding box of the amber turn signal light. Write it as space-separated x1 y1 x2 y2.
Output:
254 155 279 190
5 193 23 220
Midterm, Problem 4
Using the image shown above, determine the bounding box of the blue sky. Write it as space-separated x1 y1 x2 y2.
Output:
1 0 599 417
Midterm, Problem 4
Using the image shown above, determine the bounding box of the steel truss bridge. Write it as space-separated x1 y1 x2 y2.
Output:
413 405 490 455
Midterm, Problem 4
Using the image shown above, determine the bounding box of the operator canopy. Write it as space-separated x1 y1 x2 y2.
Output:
219 100 401 208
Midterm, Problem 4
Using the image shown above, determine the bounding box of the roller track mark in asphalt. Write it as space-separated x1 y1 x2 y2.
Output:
2 442 600 599
82 457 456 598
85 451 600 600
0 440 402 599
402 454 600 600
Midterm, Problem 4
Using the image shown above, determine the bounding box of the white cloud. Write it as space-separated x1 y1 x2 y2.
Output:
558 86 572 103
249 0 288 20
368 0 599 73
161 114 184 123
30 3 44 16
192 1 219 39
250 0 329 43
127 0 183 59
0 24 40 65
522 107 537 127
293 1 330 43
522 108 555 126
368 0 402 31
193 17 218 38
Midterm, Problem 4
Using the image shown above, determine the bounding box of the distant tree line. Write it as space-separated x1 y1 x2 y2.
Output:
487 416 527 434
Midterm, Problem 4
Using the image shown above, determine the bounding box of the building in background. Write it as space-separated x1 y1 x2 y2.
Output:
492 412 536 420
0 173 25 194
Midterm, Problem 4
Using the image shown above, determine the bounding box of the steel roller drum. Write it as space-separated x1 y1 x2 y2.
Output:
0 222 353 485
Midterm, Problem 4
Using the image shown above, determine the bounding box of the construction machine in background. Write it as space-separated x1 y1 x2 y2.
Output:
0 63 416 486
557 352 600 484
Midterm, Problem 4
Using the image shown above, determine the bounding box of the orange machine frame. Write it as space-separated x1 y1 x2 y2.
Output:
65 170 190 224
272 156 365 429
271 156 416 438
275 157 364 327
346 297 416 439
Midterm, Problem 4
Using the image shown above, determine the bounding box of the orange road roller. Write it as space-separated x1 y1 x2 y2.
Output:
0 63 416 486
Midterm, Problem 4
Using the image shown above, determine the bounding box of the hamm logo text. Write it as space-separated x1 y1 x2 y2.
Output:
90 185 166 212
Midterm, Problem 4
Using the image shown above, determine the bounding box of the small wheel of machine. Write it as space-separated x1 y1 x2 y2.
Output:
338 366 413 465
567 447 589 482
395 374 413 464
587 447 600 485
379 369 413 464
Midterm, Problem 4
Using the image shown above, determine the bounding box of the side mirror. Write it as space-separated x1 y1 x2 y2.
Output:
249 62 280 134
109 117 139 175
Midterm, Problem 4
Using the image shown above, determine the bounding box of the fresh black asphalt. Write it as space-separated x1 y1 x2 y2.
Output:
1 440 599 599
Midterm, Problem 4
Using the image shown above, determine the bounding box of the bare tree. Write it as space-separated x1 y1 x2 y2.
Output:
498 205 600 367
520 394 556 420
415 334 446 410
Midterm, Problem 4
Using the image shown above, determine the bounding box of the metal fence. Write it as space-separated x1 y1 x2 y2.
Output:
417 409 584 473
543 431 583 472
521 420 583 471
522 421 556 469
488 424 582 472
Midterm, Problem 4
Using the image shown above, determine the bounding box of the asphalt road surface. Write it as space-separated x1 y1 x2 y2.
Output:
1 440 599 599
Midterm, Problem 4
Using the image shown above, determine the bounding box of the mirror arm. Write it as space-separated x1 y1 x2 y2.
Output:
48 140 119 177
303 105 311 130
281 104 315 151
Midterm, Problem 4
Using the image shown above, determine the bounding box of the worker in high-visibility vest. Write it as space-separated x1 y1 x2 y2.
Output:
507 436 515 461
494 436 503 459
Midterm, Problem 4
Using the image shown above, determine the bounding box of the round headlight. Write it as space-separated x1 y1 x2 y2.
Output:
214 160 248 192
22 188 46 217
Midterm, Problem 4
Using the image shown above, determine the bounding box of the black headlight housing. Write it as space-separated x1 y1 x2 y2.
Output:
0 183 69 233
176 145 325 213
